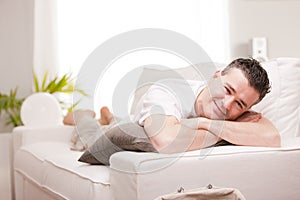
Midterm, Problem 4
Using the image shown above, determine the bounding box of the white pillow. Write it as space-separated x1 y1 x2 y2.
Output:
252 58 300 138
130 62 224 114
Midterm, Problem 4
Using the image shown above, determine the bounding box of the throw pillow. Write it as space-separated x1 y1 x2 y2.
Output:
78 121 157 165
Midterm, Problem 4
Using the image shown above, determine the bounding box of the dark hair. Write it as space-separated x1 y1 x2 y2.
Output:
221 58 271 103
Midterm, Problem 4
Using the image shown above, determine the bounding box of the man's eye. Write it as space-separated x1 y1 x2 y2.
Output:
236 101 243 109
224 87 230 94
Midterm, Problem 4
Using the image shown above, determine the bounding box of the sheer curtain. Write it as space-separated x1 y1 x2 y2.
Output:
33 0 59 81
198 0 229 64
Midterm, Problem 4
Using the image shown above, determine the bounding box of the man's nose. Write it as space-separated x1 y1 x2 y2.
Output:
209 78 225 98
223 96 234 110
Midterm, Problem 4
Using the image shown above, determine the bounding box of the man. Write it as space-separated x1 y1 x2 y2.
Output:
132 58 280 153
65 58 280 153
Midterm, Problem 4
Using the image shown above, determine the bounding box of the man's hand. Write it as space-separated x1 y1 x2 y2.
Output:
180 111 262 131
181 111 280 147
235 111 262 122
197 116 280 147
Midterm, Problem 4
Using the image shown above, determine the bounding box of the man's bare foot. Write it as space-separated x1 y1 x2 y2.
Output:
98 106 113 125
63 110 96 125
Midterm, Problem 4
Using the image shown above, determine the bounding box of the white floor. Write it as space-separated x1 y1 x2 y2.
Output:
0 133 13 200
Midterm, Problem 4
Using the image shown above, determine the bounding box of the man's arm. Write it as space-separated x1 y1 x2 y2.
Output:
143 114 221 153
198 116 281 147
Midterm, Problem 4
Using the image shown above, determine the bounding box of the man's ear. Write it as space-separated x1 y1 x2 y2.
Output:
212 70 221 78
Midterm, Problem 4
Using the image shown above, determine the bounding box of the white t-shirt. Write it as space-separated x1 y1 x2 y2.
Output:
132 79 206 126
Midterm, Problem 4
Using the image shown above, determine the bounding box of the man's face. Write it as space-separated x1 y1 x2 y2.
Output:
195 68 260 120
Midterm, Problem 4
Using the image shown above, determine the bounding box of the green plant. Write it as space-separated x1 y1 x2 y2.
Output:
0 88 24 126
0 72 87 127
33 71 88 113
33 71 86 95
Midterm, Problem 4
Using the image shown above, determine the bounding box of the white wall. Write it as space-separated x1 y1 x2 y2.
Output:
228 0 300 60
0 134 13 200
0 0 34 132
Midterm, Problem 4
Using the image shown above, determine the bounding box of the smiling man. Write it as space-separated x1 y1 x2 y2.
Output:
64 58 281 154
136 58 281 153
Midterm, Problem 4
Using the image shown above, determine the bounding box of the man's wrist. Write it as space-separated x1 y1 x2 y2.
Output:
199 117 211 130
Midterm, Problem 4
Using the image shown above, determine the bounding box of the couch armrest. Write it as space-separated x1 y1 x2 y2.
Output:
12 125 74 152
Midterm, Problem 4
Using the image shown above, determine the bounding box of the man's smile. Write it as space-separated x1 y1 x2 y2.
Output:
213 100 226 119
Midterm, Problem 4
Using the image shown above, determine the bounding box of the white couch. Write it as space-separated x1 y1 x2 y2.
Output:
13 58 300 200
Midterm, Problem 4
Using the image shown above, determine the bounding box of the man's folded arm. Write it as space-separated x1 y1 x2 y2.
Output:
195 117 281 147
143 114 221 154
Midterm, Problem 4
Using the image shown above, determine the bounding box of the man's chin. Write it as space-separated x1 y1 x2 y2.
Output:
213 116 227 120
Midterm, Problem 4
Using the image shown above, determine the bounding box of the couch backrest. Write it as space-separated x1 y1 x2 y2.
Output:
252 58 300 138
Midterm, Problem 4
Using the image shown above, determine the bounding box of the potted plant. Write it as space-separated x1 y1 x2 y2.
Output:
0 72 87 128
0 88 24 127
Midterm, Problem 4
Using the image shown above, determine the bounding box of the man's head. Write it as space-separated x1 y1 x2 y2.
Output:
195 58 271 120
222 58 271 102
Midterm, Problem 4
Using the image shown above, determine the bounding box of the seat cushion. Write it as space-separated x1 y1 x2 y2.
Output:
110 137 300 173
14 142 111 200
110 138 300 200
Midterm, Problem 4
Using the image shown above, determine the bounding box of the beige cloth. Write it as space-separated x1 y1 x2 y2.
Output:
154 185 246 200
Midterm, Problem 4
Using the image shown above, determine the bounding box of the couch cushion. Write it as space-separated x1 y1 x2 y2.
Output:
43 152 110 199
252 58 300 138
14 142 60 185
14 142 111 200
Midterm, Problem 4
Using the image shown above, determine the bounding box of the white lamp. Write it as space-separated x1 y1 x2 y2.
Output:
21 93 62 127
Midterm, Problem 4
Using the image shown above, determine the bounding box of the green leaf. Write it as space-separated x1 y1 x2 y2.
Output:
33 71 40 92
41 71 49 91
45 77 58 93
67 100 80 113
74 89 88 96
50 75 68 93
0 87 24 127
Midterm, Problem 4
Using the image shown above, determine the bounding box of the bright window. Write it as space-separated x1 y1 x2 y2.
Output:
56 0 229 113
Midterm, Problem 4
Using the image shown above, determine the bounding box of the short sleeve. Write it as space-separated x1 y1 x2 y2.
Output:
134 85 182 126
